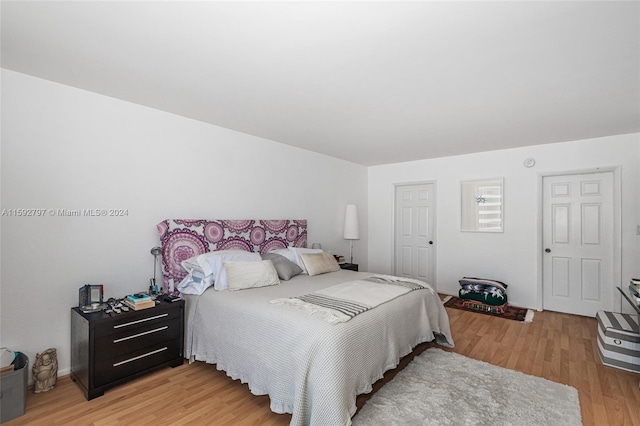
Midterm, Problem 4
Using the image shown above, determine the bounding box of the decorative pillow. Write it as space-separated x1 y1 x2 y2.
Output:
211 252 262 290
261 252 303 280
300 252 341 276
288 247 323 274
223 260 280 291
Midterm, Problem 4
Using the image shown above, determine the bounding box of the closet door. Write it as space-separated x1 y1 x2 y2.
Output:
542 172 614 317
394 183 436 287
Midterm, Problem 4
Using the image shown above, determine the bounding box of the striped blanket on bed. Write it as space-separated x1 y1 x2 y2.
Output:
270 275 434 324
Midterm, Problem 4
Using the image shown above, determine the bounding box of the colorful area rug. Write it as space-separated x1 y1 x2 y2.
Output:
352 348 581 426
443 295 534 322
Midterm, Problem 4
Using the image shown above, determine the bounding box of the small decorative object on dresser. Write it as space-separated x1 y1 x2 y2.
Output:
78 284 107 313
70 299 184 400
149 246 162 297
32 348 57 393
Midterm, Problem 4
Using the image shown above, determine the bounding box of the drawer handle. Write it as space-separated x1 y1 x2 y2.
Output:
113 347 168 367
113 313 168 329
113 326 169 343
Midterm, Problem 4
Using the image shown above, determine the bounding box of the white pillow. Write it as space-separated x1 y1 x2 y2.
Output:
181 250 248 278
300 252 341 276
288 247 323 274
181 256 202 272
209 251 262 290
176 274 214 296
181 250 262 291
224 260 280 291
268 248 295 262
181 257 207 281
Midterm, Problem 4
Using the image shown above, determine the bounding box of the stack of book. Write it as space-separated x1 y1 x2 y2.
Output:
123 293 155 311
629 278 640 302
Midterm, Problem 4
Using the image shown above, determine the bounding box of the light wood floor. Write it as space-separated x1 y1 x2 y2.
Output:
5 304 640 425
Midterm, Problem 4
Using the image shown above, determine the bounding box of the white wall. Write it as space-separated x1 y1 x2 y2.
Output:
368 134 640 312
3 68 638 384
0 70 368 377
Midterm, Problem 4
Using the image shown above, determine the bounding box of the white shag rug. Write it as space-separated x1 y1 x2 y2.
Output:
352 348 582 426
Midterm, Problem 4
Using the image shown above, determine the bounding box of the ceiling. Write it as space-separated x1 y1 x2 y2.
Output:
2 1 638 166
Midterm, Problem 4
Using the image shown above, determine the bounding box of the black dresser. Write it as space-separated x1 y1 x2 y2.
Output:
70 299 184 400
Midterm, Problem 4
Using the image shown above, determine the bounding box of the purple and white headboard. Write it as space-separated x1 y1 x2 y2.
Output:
156 219 307 293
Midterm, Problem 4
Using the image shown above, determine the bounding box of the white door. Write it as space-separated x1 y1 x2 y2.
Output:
542 172 614 317
394 183 436 286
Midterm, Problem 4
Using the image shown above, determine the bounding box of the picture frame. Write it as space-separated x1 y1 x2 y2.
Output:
461 178 504 232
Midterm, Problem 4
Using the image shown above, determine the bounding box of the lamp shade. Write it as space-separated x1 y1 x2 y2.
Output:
343 204 360 240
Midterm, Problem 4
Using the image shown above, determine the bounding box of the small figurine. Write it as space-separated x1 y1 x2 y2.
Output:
32 348 57 393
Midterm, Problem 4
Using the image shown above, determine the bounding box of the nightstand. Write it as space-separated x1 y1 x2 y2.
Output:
70 299 184 400
340 263 359 271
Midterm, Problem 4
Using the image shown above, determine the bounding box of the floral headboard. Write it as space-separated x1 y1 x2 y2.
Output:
157 219 307 293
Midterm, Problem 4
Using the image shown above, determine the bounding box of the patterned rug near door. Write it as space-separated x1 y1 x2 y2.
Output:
443 295 534 322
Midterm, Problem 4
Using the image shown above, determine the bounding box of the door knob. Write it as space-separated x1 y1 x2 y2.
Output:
429 241 433 245
545 248 551 253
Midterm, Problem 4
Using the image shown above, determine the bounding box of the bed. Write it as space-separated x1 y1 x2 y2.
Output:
157 219 453 426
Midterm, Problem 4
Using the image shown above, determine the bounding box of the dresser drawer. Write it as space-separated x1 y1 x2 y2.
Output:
95 308 180 338
94 318 181 362
93 340 181 387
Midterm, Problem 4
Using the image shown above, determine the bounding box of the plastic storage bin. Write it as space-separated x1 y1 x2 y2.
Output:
0 352 29 423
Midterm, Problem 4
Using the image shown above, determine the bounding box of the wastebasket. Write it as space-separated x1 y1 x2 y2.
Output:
0 352 28 423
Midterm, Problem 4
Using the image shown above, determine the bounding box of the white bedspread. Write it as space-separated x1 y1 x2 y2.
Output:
183 270 453 426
